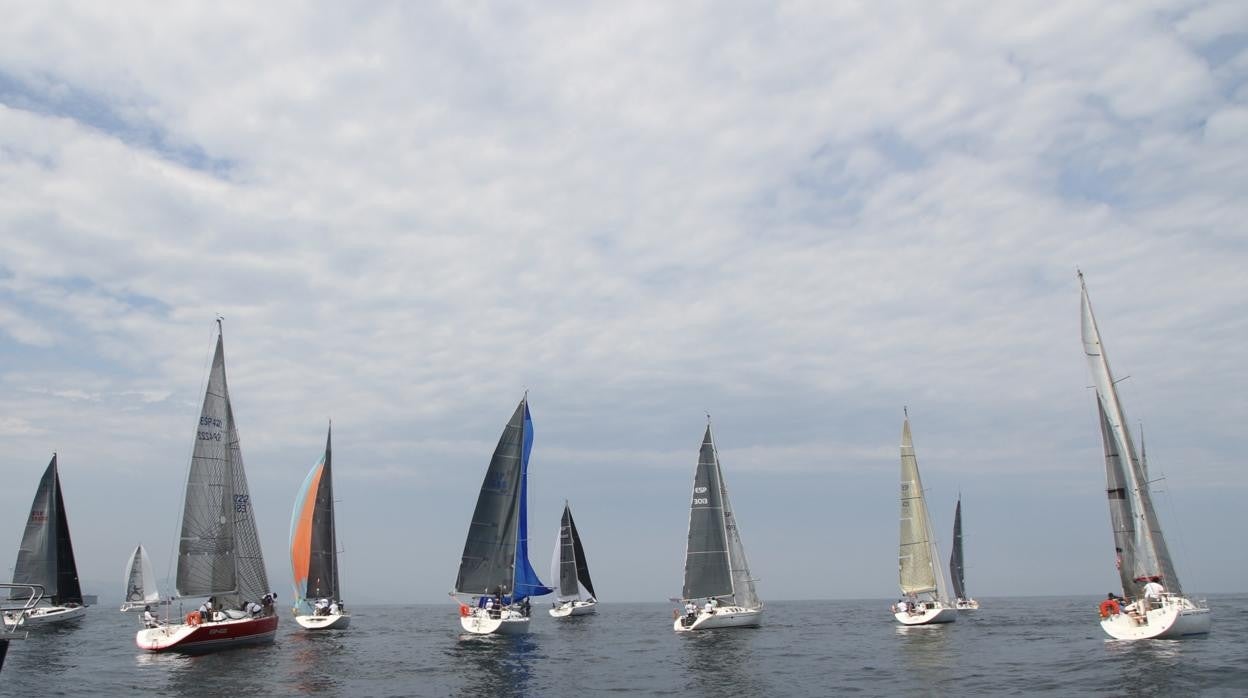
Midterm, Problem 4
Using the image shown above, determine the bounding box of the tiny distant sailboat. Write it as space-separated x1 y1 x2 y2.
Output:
120 544 167 612
673 420 763 632
548 502 598 618
290 424 350 630
136 321 279 652
949 497 979 610
892 414 956 625
452 395 552 635
3 455 88 628
1079 272 1210 640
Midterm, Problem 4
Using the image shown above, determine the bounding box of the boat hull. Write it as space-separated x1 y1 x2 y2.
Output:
459 608 530 635
673 606 762 632
3 604 88 628
295 612 351 630
549 600 597 618
1100 596 1211 640
893 603 957 625
136 613 278 653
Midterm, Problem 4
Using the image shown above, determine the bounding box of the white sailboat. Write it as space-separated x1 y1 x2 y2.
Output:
548 502 598 618
135 321 279 652
1079 272 1211 640
120 544 167 612
452 396 552 635
290 424 351 630
949 497 979 610
3 455 88 628
673 421 763 632
892 414 956 625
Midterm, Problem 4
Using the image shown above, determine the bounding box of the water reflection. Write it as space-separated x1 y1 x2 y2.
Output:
680 629 765 696
895 624 953 681
1103 638 1195 697
287 631 347 693
161 638 285 697
446 633 537 697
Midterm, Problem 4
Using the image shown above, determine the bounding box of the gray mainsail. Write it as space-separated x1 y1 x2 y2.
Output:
899 417 950 600
176 327 269 608
11 455 83 605
455 399 526 596
1080 272 1181 595
949 498 965 600
308 426 340 600
681 425 734 601
551 502 596 601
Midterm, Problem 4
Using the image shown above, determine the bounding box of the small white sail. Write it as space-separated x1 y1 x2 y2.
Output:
121 545 162 611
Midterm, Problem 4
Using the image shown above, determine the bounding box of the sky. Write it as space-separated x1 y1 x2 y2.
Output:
1 2 1245 606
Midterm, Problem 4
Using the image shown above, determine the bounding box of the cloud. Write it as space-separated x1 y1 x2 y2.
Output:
0 2 1245 603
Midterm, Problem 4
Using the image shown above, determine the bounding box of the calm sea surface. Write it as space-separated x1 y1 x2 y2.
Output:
5 595 1247 696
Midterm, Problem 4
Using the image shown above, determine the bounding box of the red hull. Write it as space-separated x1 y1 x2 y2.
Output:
136 614 278 653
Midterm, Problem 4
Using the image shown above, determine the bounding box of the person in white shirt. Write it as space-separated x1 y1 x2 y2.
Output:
329 601 339 615
684 600 696 617
1142 577 1165 610
142 605 159 628
247 601 262 616
703 599 715 615
895 599 908 614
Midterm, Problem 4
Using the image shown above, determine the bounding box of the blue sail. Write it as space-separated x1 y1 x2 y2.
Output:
510 403 552 602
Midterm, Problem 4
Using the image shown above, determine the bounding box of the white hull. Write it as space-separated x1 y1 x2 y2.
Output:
893 602 957 625
459 607 530 635
955 599 980 610
295 612 351 630
549 599 597 618
3 604 87 628
1100 595 1211 640
673 606 762 632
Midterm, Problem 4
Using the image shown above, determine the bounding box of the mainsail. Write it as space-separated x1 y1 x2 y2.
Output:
123 545 162 606
10 455 83 605
550 502 597 602
176 327 269 609
898 418 950 600
291 425 341 609
455 397 551 602
681 426 733 600
949 498 966 600
1080 272 1181 595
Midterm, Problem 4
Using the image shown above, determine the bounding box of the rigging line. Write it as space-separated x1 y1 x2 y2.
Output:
1152 450 1195 589
162 318 221 597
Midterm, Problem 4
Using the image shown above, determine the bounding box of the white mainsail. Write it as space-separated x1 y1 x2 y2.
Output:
898 417 951 602
122 545 162 608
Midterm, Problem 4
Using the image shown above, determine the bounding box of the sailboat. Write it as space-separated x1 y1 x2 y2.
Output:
673 421 763 632
949 497 979 610
120 545 167 612
548 502 598 618
1078 271 1211 640
452 395 552 635
892 414 956 625
135 321 279 652
3 455 88 628
290 424 350 630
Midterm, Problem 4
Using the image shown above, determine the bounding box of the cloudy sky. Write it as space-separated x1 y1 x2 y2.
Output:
1 2 1245 606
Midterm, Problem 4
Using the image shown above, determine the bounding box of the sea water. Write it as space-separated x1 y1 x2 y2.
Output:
5 595 1246 696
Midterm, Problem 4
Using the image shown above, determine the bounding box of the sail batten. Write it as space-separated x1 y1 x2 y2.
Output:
1080 274 1182 595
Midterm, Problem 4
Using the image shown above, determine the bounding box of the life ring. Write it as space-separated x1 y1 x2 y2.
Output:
186 611 201 626
458 604 471 618
1098 599 1121 618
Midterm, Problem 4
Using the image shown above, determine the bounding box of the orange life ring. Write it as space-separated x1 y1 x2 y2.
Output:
1098 599 1121 618
186 611 201 626
458 604 471 618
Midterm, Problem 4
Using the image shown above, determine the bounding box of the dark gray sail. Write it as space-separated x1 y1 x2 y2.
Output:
681 426 733 600
177 327 269 608
307 427 340 599
949 498 966 600
567 507 596 599
1098 399 1138 595
11 455 83 605
454 399 526 596
1080 273 1182 595
556 505 580 599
